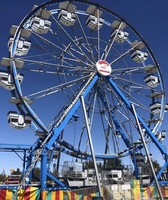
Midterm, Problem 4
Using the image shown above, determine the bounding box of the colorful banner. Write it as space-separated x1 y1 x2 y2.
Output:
41 187 112 200
41 188 99 200
132 180 141 200
132 181 168 200
141 186 168 199
0 186 40 200
2 184 168 200
0 186 111 200
141 186 156 199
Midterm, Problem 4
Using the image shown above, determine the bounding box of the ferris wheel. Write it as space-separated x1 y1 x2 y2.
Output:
1 0 168 189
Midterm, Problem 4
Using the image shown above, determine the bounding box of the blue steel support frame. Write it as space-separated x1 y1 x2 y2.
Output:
47 172 67 188
0 143 32 188
16 73 167 189
98 89 140 178
25 143 40 184
22 150 26 175
110 112 140 178
46 74 99 149
0 144 31 178
39 74 168 188
41 146 67 189
106 76 168 182
156 161 168 185
58 140 129 159
40 74 99 189
41 148 48 189
98 89 132 149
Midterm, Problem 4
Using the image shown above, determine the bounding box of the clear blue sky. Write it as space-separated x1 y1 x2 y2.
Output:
0 0 168 175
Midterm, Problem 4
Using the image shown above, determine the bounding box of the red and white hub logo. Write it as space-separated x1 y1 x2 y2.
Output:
96 60 112 76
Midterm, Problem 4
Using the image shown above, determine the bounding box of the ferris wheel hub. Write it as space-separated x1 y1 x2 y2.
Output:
96 60 112 76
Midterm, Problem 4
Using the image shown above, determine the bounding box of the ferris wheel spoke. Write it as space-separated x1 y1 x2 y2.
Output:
20 57 73 69
25 75 89 100
114 106 139 145
49 13 95 65
97 98 111 154
114 111 139 151
98 89 133 154
101 34 116 61
61 53 94 68
30 30 94 68
109 41 143 65
104 110 121 154
105 83 150 129
112 75 160 98
102 22 124 61
109 80 151 113
19 57 94 75
74 10 96 63
112 83 151 113
57 42 95 67
97 9 101 60
104 113 120 154
111 74 161 94
112 65 147 74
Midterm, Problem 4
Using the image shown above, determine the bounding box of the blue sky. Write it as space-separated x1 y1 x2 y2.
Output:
0 0 168 175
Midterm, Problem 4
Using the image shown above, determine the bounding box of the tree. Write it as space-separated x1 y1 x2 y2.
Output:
104 158 123 169
85 159 123 171
138 159 161 177
0 173 6 182
11 168 22 175
32 167 40 182
152 160 160 172
85 161 103 171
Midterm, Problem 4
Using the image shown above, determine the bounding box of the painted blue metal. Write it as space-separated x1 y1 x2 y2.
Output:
47 172 68 189
58 140 129 159
12 61 48 133
98 88 140 178
38 74 99 189
11 60 22 95
158 181 168 186
98 89 131 149
59 140 129 160
0 143 32 186
106 76 168 156
0 143 31 151
0 185 19 189
24 140 43 184
41 146 67 189
156 161 168 183
46 74 99 149
23 73 168 188
41 147 48 189
106 76 168 181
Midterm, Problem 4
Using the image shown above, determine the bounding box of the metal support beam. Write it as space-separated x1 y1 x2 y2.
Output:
22 150 27 177
46 73 98 149
107 76 167 156
81 95 103 198
47 172 67 189
98 89 140 178
131 103 164 200
41 148 48 190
